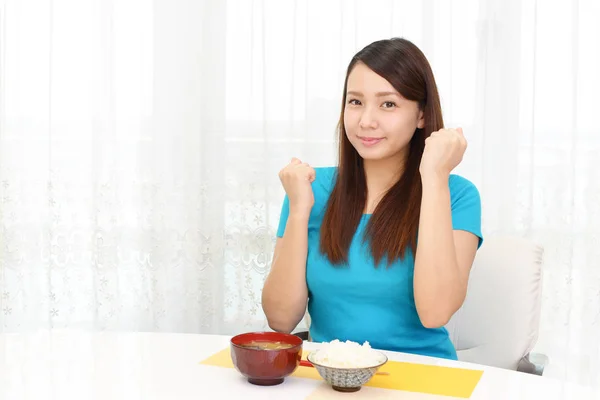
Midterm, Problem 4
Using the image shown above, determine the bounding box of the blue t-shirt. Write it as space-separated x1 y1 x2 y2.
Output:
276 166 483 360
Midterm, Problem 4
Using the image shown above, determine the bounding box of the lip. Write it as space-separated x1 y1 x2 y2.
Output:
358 136 384 147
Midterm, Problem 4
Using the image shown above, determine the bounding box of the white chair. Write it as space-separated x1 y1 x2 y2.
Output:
445 235 547 374
293 235 548 375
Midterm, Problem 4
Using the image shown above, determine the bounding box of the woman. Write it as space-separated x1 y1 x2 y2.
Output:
261 38 482 360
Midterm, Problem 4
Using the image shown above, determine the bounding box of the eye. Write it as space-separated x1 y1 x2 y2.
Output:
347 99 362 106
382 101 396 109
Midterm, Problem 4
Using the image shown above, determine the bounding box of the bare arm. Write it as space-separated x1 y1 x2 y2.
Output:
261 158 315 333
261 214 310 333
413 174 479 328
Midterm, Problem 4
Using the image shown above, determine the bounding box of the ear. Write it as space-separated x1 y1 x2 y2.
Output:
417 110 425 129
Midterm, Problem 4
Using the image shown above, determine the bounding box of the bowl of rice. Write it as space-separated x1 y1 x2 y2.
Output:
307 339 388 392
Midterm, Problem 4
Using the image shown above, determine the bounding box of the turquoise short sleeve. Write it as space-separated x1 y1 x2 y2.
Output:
449 176 483 248
276 194 290 238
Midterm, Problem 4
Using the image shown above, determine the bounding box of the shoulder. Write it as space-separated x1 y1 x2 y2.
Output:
447 174 483 246
313 166 337 181
447 175 482 223
312 166 338 195
447 174 482 233
448 173 478 190
448 174 481 204
308 166 338 219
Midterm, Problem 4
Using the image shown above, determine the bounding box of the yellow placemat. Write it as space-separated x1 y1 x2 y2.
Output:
200 348 483 398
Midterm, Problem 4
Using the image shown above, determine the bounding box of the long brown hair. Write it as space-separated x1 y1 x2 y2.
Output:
320 38 444 267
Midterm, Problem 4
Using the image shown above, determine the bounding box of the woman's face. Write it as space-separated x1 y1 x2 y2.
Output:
343 62 424 162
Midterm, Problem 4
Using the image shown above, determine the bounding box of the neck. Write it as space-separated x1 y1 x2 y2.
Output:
362 150 407 213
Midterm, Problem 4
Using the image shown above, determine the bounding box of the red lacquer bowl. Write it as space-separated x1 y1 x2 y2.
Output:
230 331 303 386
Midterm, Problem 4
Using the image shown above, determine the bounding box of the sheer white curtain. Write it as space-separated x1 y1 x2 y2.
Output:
0 0 599 387
0 0 227 333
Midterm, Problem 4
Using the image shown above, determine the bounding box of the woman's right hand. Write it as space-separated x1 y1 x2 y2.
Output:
278 158 316 216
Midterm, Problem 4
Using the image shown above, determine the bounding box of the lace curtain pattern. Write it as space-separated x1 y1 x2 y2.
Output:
0 0 599 387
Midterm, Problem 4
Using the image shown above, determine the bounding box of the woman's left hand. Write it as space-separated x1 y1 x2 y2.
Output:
419 128 467 179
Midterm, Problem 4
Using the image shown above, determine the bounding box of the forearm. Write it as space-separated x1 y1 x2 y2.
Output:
262 214 310 333
414 174 465 328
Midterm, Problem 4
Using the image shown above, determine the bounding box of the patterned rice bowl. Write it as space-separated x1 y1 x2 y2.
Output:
306 349 388 392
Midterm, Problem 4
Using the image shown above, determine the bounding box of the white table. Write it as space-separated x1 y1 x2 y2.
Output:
0 330 597 400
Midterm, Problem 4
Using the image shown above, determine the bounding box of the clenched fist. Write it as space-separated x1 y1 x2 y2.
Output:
419 128 467 178
279 158 316 216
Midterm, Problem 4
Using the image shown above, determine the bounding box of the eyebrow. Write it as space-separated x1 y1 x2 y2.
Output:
346 90 400 98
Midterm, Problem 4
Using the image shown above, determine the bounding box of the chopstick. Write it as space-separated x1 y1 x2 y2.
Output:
299 360 390 376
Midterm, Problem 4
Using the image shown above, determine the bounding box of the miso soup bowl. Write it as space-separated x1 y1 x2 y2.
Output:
230 331 304 386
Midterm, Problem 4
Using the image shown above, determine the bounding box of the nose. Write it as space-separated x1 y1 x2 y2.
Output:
359 107 378 130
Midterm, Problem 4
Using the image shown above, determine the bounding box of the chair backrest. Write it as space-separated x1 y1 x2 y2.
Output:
445 235 544 370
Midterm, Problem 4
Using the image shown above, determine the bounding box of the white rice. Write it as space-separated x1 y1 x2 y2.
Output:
310 339 385 368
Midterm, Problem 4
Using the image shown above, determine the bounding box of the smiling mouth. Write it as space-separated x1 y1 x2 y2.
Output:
358 136 384 146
